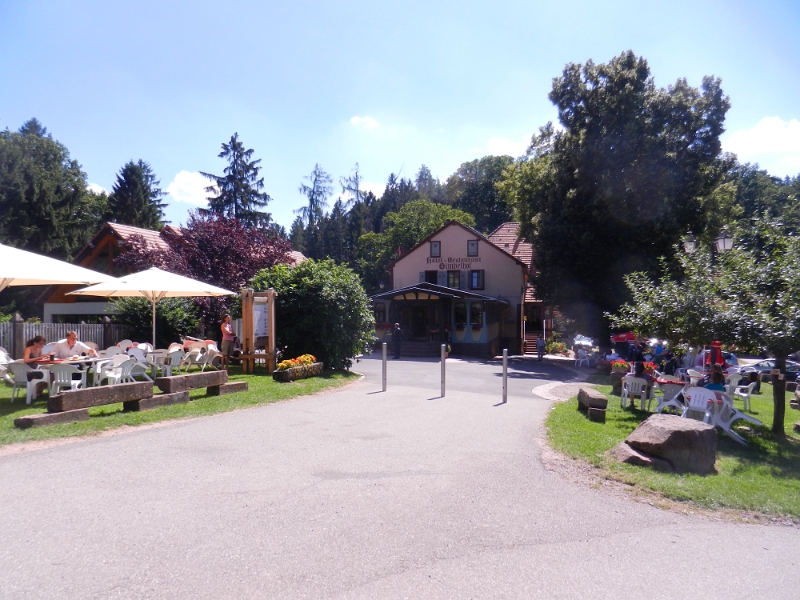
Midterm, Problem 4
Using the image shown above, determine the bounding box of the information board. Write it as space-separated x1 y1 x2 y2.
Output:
254 297 269 338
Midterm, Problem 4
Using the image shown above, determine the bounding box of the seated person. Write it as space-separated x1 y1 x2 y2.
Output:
705 369 725 391
22 336 48 398
605 349 619 361
52 331 98 360
627 360 653 384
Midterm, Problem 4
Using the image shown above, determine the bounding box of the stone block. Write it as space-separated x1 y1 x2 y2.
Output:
606 442 673 472
794 421 800 434
625 414 717 475
578 388 608 411
587 407 606 423
48 382 153 413
207 381 248 396
155 370 228 393
15 409 90 429
787 381 797 393
123 391 190 412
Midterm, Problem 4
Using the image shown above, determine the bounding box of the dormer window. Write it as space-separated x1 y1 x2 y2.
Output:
430 241 441 257
467 240 478 256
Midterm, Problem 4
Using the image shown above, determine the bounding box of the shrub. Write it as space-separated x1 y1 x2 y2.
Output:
251 259 374 370
111 297 200 347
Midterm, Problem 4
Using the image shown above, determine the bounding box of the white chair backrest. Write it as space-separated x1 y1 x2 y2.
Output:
118 358 135 379
623 377 648 395
127 347 148 363
684 386 715 413
8 361 34 380
84 341 99 350
0 348 10 364
110 354 130 367
659 383 684 400
167 342 183 352
725 374 742 387
50 363 81 385
42 343 54 354
136 342 153 353
117 339 133 350
188 341 206 352
166 348 184 365
104 346 123 356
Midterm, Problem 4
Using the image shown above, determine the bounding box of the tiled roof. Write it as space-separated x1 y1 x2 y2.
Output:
106 223 174 252
487 222 541 303
287 250 306 266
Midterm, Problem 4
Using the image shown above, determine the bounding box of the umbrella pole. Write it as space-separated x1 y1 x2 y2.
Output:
152 300 157 348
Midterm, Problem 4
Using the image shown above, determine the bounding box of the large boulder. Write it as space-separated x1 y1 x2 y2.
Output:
607 442 673 472
625 414 717 475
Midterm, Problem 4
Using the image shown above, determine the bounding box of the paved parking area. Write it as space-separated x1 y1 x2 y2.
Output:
0 355 797 599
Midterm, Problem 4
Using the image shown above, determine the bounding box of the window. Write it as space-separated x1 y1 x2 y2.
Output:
447 270 460 288
454 302 466 328
374 303 386 325
425 271 438 284
467 240 478 256
470 302 483 327
430 241 441 257
469 270 484 290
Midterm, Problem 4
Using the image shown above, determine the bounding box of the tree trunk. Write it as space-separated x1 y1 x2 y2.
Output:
772 353 787 436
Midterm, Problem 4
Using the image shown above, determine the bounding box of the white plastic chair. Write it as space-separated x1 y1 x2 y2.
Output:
49 363 87 394
117 339 134 351
687 369 705 387
654 382 686 414
680 386 715 423
94 354 131 386
733 381 757 412
620 377 652 410
574 349 590 368
724 373 742 397
100 346 124 358
127 347 156 381
713 394 763 445
0 346 13 385
7 362 49 404
95 358 135 386
180 342 208 372
84 341 99 351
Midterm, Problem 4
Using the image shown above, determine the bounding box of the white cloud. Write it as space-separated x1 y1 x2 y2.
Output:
165 171 212 206
350 115 379 130
486 135 529 158
360 180 386 197
87 183 107 195
723 117 800 176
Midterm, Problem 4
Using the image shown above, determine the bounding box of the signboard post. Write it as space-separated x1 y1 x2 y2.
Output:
240 288 277 373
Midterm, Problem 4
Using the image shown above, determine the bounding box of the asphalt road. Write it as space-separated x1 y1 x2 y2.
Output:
0 355 797 599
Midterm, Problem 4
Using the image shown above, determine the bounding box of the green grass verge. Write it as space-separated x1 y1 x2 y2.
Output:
546 378 800 518
0 366 359 447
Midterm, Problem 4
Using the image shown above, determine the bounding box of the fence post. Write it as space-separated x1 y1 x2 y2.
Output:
12 313 25 359
102 316 113 349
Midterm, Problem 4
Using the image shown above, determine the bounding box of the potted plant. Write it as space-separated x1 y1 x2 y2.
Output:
610 359 630 374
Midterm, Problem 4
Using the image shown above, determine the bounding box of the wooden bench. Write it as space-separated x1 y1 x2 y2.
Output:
155 370 247 396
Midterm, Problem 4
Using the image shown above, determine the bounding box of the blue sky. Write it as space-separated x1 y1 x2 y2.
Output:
1 0 798 231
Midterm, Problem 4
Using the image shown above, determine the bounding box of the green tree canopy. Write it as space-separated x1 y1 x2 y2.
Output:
250 259 374 370
201 133 272 228
501 51 730 338
446 155 515 233
609 221 800 435
108 159 167 229
356 199 475 292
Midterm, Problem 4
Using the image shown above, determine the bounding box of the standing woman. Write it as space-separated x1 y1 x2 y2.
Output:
220 314 235 370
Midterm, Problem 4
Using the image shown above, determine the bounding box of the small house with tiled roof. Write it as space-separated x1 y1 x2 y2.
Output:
371 220 543 356
39 222 183 322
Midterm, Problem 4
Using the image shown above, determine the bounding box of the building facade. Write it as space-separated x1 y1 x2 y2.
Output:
371 221 542 356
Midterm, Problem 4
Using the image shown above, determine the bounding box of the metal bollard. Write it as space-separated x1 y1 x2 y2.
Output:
502 349 508 403
382 342 387 392
441 344 446 397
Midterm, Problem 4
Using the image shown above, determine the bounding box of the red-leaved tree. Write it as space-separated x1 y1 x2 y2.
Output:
116 211 292 328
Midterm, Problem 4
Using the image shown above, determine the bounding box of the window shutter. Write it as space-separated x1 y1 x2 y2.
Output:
459 271 467 290
438 271 447 286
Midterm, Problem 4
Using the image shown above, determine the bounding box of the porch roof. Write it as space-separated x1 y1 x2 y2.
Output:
371 282 509 305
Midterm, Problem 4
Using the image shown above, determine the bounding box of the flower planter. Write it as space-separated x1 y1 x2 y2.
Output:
272 362 324 382
611 366 629 374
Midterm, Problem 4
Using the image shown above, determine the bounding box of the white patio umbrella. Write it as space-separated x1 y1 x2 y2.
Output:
69 267 235 347
0 243 113 292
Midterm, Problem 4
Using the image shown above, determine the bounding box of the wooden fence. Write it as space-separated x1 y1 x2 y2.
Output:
1 319 131 359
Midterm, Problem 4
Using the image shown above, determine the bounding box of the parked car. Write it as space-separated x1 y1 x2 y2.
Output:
739 359 800 382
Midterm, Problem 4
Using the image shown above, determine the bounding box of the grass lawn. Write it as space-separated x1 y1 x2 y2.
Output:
546 376 800 519
0 366 359 447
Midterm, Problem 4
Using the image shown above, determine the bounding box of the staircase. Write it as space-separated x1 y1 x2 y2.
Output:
399 341 443 357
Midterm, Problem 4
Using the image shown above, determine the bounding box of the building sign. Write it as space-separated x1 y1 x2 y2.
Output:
426 256 482 270
254 296 270 337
